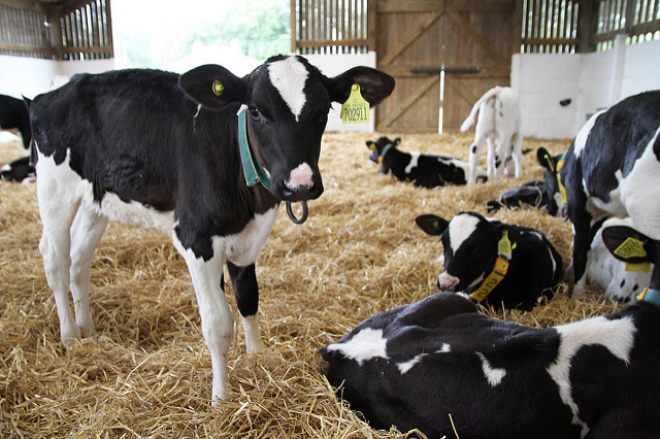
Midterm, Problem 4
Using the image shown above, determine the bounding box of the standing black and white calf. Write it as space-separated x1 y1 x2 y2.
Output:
321 284 660 438
366 136 486 187
415 211 562 310
29 55 394 402
0 94 31 149
537 90 660 297
461 86 523 185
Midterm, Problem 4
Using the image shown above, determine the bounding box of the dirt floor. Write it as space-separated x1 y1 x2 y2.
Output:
0 130 622 438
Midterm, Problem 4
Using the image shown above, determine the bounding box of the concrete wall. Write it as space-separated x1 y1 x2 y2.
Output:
0 52 377 132
512 38 660 139
0 55 115 99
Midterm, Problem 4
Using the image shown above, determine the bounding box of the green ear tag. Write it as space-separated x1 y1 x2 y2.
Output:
340 85 370 124
212 80 224 96
614 237 647 260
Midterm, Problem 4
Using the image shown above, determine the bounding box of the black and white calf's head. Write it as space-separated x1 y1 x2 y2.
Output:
179 55 395 202
536 147 564 217
366 135 400 170
416 211 562 310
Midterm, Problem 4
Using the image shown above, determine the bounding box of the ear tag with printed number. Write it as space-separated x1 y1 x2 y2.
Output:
341 84 370 124
613 237 647 260
498 230 512 256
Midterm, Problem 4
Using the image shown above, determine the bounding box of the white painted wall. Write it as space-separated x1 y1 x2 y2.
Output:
0 55 115 99
512 38 660 139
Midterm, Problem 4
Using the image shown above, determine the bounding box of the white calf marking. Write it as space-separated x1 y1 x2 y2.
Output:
448 214 481 254
222 207 278 267
477 352 507 387
268 56 309 122
398 353 427 374
325 327 389 366
286 162 314 189
547 315 636 439
620 126 660 239
397 343 452 374
573 110 605 159
405 152 420 174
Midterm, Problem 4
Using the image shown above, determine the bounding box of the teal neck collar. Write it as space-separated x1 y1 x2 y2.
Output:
237 105 271 190
379 142 395 159
638 288 660 307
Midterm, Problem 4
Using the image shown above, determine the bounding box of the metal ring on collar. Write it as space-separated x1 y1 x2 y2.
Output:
286 201 308 224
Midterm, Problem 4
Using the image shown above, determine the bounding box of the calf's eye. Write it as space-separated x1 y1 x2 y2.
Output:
249 107 261 121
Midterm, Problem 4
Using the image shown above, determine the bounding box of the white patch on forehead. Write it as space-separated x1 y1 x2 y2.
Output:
325 328 388 366
268 57 309 122
477 352 507 387
448 213 481 253
547 315 636 438
405 152 421 173
574 110 606 159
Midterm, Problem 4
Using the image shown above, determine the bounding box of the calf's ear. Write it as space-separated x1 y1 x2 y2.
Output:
328 67 395 107
601 225 657 265
537 147 556 172
415 214 449 236
178 64 247 110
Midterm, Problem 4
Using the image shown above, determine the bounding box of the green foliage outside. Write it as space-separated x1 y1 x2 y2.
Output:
118 0 290 68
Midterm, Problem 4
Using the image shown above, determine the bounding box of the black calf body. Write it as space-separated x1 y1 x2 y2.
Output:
321 291 660 438
367 136 486 188
0 94 31 149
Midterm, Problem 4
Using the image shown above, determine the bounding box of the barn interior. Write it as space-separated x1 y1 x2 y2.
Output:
1 0 660 437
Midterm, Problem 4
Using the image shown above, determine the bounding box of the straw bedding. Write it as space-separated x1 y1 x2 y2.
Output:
0 131 622 438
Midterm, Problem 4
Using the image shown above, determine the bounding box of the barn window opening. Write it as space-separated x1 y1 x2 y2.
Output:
291 0 369 54
521 0 660 53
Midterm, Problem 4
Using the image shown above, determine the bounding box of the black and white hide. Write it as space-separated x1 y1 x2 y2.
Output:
537 90 660 298
415 211 563 311
29 55 395 403
366 136 486 188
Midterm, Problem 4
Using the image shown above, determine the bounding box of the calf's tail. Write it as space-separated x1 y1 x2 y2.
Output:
460 86 502 132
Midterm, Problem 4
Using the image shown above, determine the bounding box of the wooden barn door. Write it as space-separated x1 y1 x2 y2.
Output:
374 0 521 133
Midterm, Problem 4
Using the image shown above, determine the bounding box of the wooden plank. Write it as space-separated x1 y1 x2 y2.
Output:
290 0 297 52
0 41 55 53
446 75 480 107
379 11 444 66
298 38 367 47
378 0 514 13
378 75 439 128
447 12 508 66
368 0 377 52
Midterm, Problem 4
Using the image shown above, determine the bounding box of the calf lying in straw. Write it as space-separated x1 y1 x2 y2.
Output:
322 221 660 437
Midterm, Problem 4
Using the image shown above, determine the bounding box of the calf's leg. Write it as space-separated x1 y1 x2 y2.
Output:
174 237 234 403
35 153 82 345
468 131 488 185
227 262 264 354
69 205 108 336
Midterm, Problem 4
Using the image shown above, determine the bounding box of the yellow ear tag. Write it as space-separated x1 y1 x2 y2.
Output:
498 230 512 255
340 84 370 124
367 142 376 151
613 237 647 260
556 159 568 205
625 262 652 272
212 80 224 96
